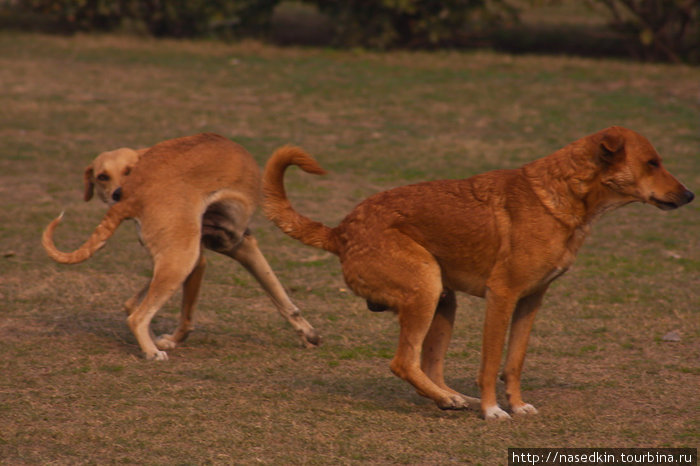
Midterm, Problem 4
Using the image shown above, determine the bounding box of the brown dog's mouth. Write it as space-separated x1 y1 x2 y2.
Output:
650 190 695 210
650 197 680 210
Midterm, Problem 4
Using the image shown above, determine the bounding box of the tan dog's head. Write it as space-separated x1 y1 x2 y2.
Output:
595 126 694 210
84 148 147 204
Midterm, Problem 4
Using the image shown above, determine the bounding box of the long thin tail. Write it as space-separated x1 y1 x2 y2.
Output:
263 146 339 255
42 201 131 264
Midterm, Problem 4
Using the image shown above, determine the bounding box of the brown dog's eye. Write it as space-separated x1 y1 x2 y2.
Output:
647 159 660 168
123 167 131 176
97 173 110 181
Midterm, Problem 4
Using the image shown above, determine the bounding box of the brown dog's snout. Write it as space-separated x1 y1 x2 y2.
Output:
653 188 694 210
671 188 694 208
683 189 695 204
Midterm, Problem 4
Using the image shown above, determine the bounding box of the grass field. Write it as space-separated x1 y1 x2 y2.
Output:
1 32 699 464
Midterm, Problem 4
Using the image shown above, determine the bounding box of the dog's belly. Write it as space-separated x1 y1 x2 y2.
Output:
441 267 488 297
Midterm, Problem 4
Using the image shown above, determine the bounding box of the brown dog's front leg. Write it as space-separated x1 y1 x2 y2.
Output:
502 288 546 416
478 289 518 420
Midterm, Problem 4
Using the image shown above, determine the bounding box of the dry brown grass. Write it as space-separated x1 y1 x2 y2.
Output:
0 33 698 464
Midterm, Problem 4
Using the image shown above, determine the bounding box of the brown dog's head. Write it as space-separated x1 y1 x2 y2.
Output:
84 147 147 204
595 126 694 210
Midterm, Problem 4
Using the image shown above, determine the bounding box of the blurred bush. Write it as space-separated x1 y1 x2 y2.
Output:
310 0 517 49
16 0 515 44
10 0 700 62
591 0 699 63
17 0 279 37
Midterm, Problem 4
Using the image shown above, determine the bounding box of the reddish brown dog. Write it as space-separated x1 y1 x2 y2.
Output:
263 127 694 419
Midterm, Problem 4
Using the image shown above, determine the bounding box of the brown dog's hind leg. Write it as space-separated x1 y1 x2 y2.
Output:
421 290 480 409
392 294 473 410
155 253 206 350
501 288 546 416
226 233 320 348
352 235 473 410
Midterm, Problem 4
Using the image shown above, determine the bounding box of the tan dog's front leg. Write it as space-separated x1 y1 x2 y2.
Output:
227 234 320 347
501 289 546 416
124 281 150 315
127 243 201 360
156 254 206 350
478 290 518 420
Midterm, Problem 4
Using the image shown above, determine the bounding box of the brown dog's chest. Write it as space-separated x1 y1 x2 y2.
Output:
510 223 589 296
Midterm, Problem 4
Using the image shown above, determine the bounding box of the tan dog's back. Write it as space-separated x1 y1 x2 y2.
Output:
123 133 261 209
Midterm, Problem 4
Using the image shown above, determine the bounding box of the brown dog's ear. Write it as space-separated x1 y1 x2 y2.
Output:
83 166 95 201
599 128 625 164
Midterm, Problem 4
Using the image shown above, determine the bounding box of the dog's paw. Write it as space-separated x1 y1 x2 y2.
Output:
512 403 538 416
145 350 169 361
482 405 512 420
155 334 178 350
437 394 480 411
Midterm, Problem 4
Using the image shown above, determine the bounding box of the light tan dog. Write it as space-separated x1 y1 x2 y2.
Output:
263 126 694 419
84 147 149 204
43 133 320 360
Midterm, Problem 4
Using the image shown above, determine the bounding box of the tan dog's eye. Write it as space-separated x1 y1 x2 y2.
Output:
123 167 131 176
97 173 110 181
647 159 660 168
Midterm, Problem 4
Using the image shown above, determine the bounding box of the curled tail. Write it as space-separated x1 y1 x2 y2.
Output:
42 201 131 264
263 146 340 255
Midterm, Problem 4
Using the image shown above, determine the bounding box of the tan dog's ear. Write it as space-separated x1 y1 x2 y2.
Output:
599 128 625 164
83 166 95 201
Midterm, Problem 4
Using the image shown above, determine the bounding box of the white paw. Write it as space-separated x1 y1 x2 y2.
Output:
146 350 169 361
483 405 512 420
155 335 177 350
512 403 538 415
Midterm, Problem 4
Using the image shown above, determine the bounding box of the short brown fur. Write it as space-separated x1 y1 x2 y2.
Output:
263 127 693 419
44 133 319 360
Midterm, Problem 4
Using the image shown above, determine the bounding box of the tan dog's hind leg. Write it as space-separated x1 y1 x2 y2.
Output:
421 290 480 409
226 233 320 347
478 289 519 420
501 289 546 416
156 253 206 350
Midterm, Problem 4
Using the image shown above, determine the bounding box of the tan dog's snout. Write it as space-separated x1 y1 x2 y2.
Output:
84 148 145 204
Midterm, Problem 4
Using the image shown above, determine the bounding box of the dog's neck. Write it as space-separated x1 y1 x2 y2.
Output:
522 144 631 231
